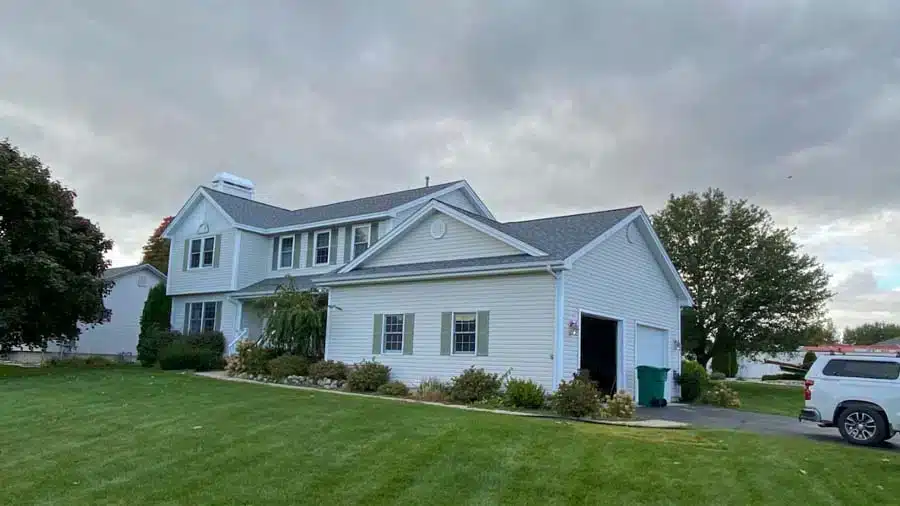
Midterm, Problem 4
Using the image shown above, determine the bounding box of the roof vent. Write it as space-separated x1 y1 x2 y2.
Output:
211 172 254 200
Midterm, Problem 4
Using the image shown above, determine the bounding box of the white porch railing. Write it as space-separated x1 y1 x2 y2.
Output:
227 328 249 355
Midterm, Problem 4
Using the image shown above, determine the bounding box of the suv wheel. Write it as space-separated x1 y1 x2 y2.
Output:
837 406 887 446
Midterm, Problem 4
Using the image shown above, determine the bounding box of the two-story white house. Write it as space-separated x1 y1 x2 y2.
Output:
163 173 692 399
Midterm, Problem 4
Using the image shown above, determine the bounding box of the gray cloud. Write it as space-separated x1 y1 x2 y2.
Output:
2 0 899 327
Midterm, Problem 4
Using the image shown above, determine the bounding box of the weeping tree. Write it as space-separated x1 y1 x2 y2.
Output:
248 277 328 359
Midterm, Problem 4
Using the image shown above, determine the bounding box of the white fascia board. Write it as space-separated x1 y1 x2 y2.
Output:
316 262 566 287
162 188 238 239
438 203 547 256
235 211 395 235
634 210 694 306
388 181 468 216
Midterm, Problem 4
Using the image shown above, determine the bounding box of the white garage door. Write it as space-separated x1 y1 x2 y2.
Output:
635 324 668 368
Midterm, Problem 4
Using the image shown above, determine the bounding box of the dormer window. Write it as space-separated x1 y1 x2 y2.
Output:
278 235 294 269
314 230 331 265
352 224 371 259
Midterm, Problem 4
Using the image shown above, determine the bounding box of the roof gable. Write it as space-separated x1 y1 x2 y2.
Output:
104 263 166 281
340 201 547 273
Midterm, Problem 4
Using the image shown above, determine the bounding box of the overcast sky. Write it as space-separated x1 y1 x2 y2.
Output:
2 1 898 330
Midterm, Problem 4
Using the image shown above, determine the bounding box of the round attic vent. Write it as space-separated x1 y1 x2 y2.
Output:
626 223 638 244
430 219 447 239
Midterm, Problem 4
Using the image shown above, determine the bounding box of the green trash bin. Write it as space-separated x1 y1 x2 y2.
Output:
636 366 670 407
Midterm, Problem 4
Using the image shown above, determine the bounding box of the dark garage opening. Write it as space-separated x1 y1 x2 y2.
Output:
580 315 618 395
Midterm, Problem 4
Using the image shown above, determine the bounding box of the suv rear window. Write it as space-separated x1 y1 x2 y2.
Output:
822 359 900 380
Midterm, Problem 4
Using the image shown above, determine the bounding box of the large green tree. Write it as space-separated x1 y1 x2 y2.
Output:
141 216 173 274
653 188 832 367
248 277 328 359
842 322 900 345
0 139 113 351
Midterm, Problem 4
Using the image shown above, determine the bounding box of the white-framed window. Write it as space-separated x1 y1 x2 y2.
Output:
189 236 216 269
137 275 148 287
352 224 371 259
278 235 294 269
452 312 477 354
314 230 331 265
382 314 404 353
188 301 217 334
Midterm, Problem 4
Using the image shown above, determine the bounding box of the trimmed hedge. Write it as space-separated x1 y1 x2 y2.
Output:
377 380 410 397
41 356 117 369
308 360 348 381
760 373 805 381
158 343 222 371
449 367 502 404
504 378 546 409
266 355 310 379
677 360 709 402
346 360 391 392
550 378 601 417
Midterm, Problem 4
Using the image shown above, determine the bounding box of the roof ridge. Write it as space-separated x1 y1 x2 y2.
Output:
288 180 462 213
503 205 642 225
203 186 292 212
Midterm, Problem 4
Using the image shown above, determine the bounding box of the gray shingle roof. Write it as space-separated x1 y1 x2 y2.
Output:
104 263 166 280
877 337 900 346
233 275 319 295
318 205 642 282
205 181 461 229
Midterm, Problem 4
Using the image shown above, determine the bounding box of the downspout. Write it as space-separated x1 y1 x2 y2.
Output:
552 268 565 390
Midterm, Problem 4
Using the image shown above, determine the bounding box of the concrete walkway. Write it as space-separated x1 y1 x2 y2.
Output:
195 371 688 429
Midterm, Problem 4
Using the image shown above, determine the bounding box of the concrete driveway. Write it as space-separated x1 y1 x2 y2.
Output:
639 404 899 451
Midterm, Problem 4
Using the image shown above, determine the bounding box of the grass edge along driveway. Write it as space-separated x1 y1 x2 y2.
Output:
2 366 897 505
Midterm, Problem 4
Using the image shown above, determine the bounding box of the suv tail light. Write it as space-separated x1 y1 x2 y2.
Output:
803 379 814 401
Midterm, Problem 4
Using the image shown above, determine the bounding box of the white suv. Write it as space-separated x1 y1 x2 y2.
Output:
799 353 900 446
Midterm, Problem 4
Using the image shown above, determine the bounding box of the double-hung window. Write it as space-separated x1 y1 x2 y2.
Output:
278 235 294 269
314 230 331 265
189 236 216 269
352 224 371 259
453 313 477 354
188 301 217 333
383 314 404 353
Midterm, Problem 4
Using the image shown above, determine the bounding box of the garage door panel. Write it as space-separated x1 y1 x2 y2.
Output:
635 325 667 368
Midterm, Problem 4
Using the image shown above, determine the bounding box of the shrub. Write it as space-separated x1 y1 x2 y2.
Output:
760 373 805 381
137 283 171 367
677 360 709 402
41 356 117 368
238 341 277 376
550 379 601 418
308 360 348 381
158 343 222 371
700 383 741 408
449 367 502 404
504 378 547 409
711 351 738 378
415 377 449 402
346 360 391 392
377 380 410 397
181 331 226 355
136 327 178 367
599 391 636 419
266 355 310 380
710 371 726 381
802 351 817 369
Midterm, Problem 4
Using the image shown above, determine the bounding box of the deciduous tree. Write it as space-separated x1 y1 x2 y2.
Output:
141 216 173 274
652 188 832 367
0 139 113 351
842 322 900 345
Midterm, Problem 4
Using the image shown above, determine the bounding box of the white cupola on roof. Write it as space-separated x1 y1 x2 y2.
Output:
211 172 254 200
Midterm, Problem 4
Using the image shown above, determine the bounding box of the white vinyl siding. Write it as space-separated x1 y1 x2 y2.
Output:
166 198 235 295
236 232 271 289
435 188 480 213
327 273 556 390
363 212 521 268
563 223 681 399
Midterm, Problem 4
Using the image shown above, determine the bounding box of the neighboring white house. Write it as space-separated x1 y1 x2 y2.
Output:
5 264 166 363
161 173 692 400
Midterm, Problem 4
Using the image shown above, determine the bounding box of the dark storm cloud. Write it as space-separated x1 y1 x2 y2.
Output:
1 1 899 325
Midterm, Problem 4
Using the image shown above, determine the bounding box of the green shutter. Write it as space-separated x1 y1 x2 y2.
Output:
372 314 383 354
306 232 314 267
214 301 223 331
343 227 352 262
440 312 452 355
212 234 222 268
329 228 338 265
403 313 415 355
371 222 379 244
182 303 190 333
182 240 190 271
271 237 279 270
476 311 490 356
292 233 302 268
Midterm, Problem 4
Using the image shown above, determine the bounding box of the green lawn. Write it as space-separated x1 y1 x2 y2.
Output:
725 380 805 417
2 366 897 505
